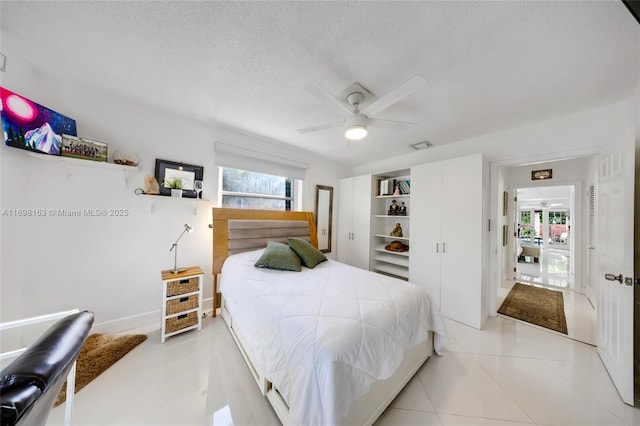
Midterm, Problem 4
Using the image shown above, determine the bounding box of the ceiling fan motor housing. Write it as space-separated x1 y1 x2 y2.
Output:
345 112 369 127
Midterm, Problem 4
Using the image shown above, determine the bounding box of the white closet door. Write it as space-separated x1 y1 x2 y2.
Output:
440 155 484 329
350 174 372 270
336 177 354 264
409 162 443 308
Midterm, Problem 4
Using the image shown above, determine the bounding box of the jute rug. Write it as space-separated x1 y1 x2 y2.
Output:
54 333 147 406
498 283 568 334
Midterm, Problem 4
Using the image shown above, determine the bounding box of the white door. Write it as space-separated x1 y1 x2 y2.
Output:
336 175 371 269
336 178 353 264
351 174 372 270
409 162 443 307
597 129 634 405
440 155 484 329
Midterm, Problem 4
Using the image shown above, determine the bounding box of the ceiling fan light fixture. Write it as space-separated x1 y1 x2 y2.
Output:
345 124 368 140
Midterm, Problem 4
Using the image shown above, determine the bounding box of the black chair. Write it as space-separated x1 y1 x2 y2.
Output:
0 310 94 426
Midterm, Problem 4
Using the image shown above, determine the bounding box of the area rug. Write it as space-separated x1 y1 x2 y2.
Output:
498 283 568 334
54 333 147 406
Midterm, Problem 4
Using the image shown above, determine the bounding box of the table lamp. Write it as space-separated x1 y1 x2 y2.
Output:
169 224 193 273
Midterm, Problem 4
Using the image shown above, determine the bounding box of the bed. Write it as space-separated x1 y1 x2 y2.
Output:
212 208 446 426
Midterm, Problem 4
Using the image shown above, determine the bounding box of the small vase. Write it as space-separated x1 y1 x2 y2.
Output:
171 189 183 198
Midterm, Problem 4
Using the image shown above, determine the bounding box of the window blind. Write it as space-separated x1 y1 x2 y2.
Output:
214 142 308 180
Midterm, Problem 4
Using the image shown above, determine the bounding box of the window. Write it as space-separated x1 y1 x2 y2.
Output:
220 167 295 210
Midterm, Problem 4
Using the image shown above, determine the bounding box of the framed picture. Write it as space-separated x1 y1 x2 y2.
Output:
1 87 77 156
502 224 509 247
531 169 553 180
61 134 108 162
502 191 508 216
155 159 204 198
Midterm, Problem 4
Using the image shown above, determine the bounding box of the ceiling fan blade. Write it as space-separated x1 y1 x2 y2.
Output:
368 117 418 130
304 82 354 114
362 75 426 116
296 120 343 134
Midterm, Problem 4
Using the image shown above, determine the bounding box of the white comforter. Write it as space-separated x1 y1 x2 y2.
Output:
220 250 447 426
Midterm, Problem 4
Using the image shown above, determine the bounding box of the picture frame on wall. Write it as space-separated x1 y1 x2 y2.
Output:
61 134 108 162
155 159 204 198
503 191 508 216
1 87 77 156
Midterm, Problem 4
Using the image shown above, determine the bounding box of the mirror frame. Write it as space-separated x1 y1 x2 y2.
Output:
315 185 333 253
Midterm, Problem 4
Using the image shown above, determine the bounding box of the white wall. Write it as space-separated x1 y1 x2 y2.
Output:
0 67 348 330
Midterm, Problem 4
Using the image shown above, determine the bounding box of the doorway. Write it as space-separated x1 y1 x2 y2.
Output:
498 183 597 345
514 185 573 289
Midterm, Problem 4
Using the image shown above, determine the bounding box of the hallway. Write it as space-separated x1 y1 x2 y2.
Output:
499 246 597 345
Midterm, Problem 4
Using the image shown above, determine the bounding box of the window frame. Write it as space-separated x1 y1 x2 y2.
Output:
218 167 298 211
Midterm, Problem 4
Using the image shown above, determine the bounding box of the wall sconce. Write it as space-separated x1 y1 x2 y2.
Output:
169 224 193 273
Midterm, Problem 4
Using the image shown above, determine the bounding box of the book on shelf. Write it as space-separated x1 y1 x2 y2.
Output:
378 178 411 196
378 178 392 196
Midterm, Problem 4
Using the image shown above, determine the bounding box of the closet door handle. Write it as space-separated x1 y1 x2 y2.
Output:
442 242 446 253
436 243 439 253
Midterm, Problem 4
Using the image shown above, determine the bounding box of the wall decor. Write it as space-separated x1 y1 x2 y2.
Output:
531 169 553 180
61 134 107 162
1 87 77 156
155 159 204 198
502 191 508 216
502 224 509 247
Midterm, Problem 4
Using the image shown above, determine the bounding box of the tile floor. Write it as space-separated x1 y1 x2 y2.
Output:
45 312 638 426
508 247 597 346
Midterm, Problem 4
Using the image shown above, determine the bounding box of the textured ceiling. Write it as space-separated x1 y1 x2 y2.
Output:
2 1 639 166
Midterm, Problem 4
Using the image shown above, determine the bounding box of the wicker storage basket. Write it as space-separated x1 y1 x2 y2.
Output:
166 277 199 296
166 295 199 315
165 311 198 334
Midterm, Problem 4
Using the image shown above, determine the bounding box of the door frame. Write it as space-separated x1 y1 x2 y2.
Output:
489 148 599 315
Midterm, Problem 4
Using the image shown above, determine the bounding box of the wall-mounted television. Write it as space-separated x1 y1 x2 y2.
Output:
1 87 77 156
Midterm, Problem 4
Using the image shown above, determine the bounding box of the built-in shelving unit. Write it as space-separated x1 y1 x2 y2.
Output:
370 169 411 280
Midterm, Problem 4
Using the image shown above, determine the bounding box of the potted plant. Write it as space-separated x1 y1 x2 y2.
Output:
165 177 184 197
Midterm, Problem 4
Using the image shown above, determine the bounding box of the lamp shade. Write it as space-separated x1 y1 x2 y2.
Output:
345 125 367 140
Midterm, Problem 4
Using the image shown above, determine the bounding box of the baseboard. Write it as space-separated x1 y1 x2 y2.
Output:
91 296 215 334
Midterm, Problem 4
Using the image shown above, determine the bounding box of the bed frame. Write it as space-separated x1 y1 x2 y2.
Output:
211 207 433 425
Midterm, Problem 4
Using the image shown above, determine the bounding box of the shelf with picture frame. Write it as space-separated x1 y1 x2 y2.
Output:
371 168 411 281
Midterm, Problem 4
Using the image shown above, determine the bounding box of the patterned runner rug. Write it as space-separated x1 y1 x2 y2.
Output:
54 333 147 406
498 283 568 334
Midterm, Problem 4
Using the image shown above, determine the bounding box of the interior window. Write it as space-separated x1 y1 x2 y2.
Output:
220 167 295 210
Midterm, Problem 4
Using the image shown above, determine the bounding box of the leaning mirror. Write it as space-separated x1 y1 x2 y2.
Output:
315 185 333 253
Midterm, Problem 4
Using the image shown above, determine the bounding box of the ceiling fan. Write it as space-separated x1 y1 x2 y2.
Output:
296 75 426 141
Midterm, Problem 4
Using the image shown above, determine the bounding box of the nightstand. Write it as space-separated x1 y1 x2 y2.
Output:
160 266 203 343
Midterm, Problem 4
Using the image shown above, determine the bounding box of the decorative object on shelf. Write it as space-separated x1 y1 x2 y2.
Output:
393 184 401 195
400 202 407 216
531 169 552 180
61 134 108 162
165 177 184 197
385 240 409 252
169 223 193 274
1 86 77 156
143 175 160 194
155 159 204 198
388 199 400 215
193 180 203 199
390 223 403 237
113 150 139 166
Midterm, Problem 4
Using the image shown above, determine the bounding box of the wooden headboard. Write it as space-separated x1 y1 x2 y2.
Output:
211 208 318 314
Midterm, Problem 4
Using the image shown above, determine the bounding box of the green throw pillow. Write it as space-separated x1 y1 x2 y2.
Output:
255 241 302 272
288 237 327 269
